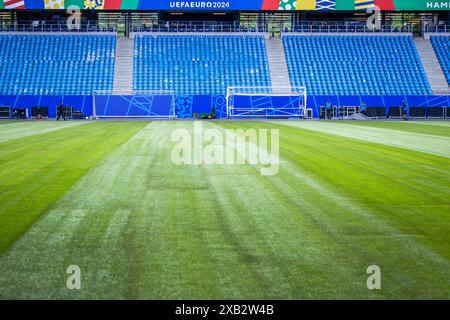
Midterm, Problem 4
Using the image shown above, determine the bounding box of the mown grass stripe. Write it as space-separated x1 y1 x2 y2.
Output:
335 121 450 138
224 121 450 258
406 121 450 127
0 120 27 126
0 121 148 256
0 121 90 143
271 121 450 158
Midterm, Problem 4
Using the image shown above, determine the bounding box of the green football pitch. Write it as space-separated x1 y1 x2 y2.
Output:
0 120 449 299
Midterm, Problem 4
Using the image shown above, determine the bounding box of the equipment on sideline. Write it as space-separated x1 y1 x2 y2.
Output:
32 106 48 119
0 106 11 119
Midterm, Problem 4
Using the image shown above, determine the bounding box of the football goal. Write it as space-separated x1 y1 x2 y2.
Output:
226 86 307 119
93 90 176 119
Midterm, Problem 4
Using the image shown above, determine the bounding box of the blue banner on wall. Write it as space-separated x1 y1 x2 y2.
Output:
94 94 175 117
0 94 449 119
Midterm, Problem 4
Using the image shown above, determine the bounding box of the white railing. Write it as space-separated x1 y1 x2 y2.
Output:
283 23 412 34
0 21 118 33
131 21 267 33
424 24 450 34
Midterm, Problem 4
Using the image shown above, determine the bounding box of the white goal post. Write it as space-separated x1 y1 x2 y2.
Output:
226 86 307 119
93 90 176 119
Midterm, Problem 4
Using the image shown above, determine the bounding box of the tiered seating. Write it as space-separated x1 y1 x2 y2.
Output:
0 34 116 95
431 36 450 85
133 35 271 95
283 35 432 95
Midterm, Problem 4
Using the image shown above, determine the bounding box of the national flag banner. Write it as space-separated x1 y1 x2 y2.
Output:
316 0 336 10
375 0 395 10
335 0 354 10
4 0 25 9
297 0 316 10
45 0 64 9
0 1 4 8
262 0 281 10
24 0 44 8
64 0 83 8
354 0 374 10
119 0 137 9
103 0 121 9
84 0 103 9
279 0 296 10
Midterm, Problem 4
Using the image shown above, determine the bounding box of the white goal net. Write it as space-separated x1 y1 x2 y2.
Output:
93 90 176 119
226 86 307 119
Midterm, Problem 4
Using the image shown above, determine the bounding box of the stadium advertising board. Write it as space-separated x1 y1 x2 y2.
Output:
0 0 449 11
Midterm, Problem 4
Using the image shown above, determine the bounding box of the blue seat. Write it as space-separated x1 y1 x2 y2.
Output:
133 35 271 95
283 35 432 95
431 36 450 86
0 34 116 95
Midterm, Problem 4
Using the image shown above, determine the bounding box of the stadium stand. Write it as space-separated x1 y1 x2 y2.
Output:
283 35 432 95
431 36 450 85
0 34 116 95
133 35 271 95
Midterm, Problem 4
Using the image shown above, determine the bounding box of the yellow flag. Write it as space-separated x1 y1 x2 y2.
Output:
84 0 104 9
45 0 65 9
297 0 316 10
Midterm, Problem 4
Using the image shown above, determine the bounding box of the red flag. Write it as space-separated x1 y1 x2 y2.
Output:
262 0 280 10
104 0 122 9
4 0 25 9
375 0 395 10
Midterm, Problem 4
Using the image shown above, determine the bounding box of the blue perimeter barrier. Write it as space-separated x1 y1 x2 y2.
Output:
0 95 449 119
